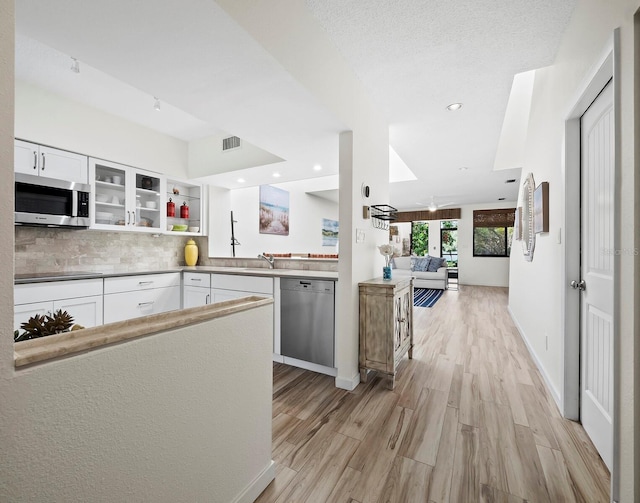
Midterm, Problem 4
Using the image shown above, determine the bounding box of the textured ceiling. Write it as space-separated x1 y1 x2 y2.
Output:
306 0 577 208
14 0 577 209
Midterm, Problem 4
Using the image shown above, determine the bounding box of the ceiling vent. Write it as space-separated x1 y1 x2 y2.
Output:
222 136 241 151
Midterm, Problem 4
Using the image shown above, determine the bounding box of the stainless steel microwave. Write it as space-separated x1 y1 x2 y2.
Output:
15 173 91 227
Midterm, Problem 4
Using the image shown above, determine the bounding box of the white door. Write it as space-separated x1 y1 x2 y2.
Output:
579 79 614 470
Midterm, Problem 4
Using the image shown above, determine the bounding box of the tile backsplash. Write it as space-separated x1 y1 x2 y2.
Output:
14 227 338 275
15 227 197 275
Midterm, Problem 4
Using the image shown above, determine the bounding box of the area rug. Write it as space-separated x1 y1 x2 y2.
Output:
413 288 444 308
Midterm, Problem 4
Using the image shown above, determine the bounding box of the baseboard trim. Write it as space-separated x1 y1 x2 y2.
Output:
507 305 562 411
335 372 360 391
232 460 276 503
281 356 337 377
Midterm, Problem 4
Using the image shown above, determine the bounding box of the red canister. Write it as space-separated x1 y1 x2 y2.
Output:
180 201 189 219
167 198 176 217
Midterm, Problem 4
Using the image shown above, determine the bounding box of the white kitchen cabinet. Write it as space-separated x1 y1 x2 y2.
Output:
14 301 51 331
89 158 165 233
14 279 104 331
103 273 181 323
211 274 273 295
183 272 211 308
166 178 204 235
15 139 88 184
184 286 211 308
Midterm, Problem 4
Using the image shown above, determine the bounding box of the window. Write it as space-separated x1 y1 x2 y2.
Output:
440 220 458 266
473 209 516 257
411 221 429 256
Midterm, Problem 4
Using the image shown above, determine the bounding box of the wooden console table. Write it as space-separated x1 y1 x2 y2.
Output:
358 277 414 389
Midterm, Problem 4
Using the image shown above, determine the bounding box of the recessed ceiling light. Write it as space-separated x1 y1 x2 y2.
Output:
70 57 80 74
237 178 245 183
153 97 161 111
505 179 517 183
459 167 469 171
447 103 463 111
313 164 322 171
272 172 281 178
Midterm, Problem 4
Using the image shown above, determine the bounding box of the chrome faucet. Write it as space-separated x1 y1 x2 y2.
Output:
258 253 275 269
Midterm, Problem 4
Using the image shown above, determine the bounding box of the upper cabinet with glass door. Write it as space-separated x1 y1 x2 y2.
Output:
165 178 203 235
89 158 165 233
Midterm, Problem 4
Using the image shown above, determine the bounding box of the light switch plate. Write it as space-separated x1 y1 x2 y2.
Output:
356 229 365 243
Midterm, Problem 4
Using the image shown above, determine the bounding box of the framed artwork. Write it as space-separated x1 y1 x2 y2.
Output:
534 181 549 234
259 185 289 235
322 218 339 246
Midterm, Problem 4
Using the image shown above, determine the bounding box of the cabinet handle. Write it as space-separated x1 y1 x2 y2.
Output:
33 151 37 170
138 281 154 286
126 211 130 225
41 152 45 170
206 294 210 304
190 278 202 282
137 301 154 308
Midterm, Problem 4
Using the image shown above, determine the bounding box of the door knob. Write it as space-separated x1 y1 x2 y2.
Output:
570 280 586 291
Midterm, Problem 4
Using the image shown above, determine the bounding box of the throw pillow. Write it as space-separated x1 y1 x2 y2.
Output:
427 256 446 272
413 257 431 272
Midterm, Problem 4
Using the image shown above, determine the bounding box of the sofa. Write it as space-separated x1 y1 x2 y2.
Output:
391 255 448 290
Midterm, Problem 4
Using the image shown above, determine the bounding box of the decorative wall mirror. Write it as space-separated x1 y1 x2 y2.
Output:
521 172 536 261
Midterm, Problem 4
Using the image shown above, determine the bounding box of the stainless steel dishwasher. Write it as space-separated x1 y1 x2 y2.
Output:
280 278 335 367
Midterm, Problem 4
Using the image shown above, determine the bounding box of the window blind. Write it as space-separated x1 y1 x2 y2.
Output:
473 209 516 228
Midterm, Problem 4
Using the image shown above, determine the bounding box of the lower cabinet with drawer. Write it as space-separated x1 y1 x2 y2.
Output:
103 272 181 324
183 272 211 308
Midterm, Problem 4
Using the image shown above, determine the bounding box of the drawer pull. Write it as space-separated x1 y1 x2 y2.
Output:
206 294 210 304
137 301 154 308
190 278 202 282
138 281 154 286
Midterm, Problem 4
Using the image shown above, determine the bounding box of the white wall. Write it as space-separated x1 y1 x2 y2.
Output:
0 0 15 386
15 81 189 178
0 307 274 502
506 0 639 498
458 202 515 287
208 177 339 257
188 133 284 178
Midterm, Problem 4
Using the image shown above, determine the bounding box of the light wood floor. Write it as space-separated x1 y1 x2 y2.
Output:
257 286 610 503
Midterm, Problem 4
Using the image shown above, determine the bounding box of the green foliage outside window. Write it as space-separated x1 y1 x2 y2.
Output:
441 220 458 266
411 222 429 256
473 227 514 256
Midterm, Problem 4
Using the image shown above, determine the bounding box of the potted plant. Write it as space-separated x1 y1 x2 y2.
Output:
14 309 84 342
